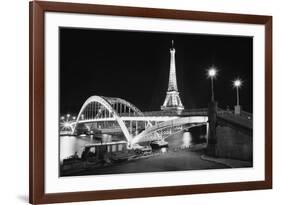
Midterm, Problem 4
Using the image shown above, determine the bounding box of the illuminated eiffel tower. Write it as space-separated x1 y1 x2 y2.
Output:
161 40 184 111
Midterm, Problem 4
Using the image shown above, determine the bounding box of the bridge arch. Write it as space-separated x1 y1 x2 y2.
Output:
132 116 208 144
73 96 142 144
107 97 143 115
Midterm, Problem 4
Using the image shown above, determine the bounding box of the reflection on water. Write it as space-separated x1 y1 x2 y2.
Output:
165 125 207 149
182 132 192 148
160 147 168 153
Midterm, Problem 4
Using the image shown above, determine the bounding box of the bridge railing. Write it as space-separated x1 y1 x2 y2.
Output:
217 107 252 119
217 109 253 129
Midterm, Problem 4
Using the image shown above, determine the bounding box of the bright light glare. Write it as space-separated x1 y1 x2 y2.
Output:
67 113 70 117
233 79 242 87
63 122 72 128
208 68 217 78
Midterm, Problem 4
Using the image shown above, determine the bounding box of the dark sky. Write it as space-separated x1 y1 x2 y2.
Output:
59 27 253 115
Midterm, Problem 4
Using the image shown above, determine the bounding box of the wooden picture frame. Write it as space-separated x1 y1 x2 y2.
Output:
29 1 272 204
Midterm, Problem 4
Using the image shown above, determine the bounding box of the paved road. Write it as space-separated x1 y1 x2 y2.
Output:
71 150 228 176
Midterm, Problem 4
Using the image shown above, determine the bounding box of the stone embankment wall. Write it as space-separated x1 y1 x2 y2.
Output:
215 125 252 161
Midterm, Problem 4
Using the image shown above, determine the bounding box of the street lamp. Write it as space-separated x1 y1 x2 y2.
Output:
233 78 242 105
206 66 218 156
207 67 217 101
233 78 242 114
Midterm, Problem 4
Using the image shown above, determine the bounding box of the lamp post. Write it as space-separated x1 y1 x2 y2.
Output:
208 67 217 101
206 66 218 156
233 79 242 115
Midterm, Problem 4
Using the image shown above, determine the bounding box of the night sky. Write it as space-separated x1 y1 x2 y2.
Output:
59 27 253 115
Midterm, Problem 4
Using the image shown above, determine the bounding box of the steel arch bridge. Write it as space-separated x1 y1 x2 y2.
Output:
72 95 208 146
72 96 152 143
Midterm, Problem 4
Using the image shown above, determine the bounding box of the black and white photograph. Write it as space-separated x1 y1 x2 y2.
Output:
59 27 253 177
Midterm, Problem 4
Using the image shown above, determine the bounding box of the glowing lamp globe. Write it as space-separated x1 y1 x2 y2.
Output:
208 68 217 78
234 79 242 87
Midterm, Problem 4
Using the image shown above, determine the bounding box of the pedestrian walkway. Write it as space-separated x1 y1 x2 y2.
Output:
69 150 228 176
201 155 252 168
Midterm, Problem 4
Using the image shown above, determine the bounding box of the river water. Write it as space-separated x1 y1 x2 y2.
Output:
60 125 207 163
59 134 121 163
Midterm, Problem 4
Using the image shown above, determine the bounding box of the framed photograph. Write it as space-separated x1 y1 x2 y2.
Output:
29 1 272 204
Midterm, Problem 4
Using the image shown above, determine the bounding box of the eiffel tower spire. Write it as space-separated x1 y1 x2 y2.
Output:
161 40 184 111
167 40 178 92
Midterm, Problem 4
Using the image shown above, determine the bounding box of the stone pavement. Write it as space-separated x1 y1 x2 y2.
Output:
201 155 252 168
66 150 228 176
